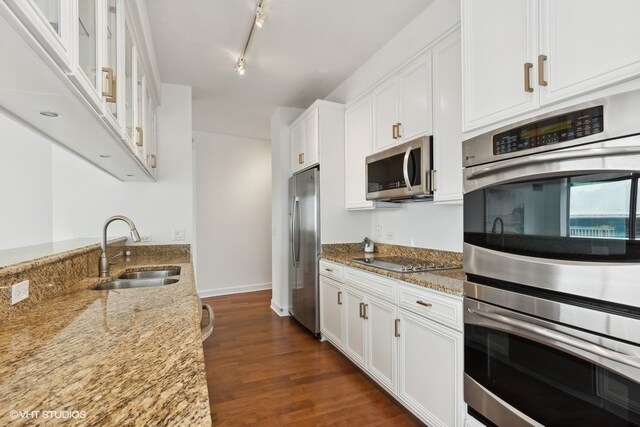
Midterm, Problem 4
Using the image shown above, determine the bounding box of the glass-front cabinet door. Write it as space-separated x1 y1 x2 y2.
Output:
5 0 73 71
102 0 119 119
135 59 144 156
124 21 134 144
72 0 102 110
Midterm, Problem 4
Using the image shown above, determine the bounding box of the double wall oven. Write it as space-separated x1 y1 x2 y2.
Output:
462 91 640 427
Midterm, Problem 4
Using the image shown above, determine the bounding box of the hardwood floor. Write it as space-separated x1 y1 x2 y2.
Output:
201 290 423 426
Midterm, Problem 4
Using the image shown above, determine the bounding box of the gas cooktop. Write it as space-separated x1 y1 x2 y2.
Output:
351 256 461 273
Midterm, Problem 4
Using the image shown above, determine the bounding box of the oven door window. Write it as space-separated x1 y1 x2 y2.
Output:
368 148 421 193
464 172 640 261
466 323 640 427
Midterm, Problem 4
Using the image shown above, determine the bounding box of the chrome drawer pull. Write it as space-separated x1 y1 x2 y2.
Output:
394 318 400 337
416 300 433 308
325 268 333 272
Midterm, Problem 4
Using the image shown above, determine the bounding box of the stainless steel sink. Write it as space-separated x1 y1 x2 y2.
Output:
92 278 179 291
118 268 181 280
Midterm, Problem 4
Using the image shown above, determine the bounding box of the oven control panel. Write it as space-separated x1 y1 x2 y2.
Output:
492 106 604 155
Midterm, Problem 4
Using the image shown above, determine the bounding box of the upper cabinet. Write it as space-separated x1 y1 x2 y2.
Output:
373 53 432 153
290 106 319 174
345 28 463 209
345 94 373 209
0 0 160 181
462 0 640 132
432 31 463 205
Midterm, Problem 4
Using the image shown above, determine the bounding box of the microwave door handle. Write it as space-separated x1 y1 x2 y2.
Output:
403 146 413 191
468 307 640 371
466 146 640 181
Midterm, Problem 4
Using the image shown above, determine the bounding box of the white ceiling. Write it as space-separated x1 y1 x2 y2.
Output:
145 0 435 140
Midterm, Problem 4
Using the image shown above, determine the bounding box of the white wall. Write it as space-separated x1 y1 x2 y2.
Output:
270 107 303 315
0 113 53 250
51 83 194 246
326 0 463 252
193 131 272 297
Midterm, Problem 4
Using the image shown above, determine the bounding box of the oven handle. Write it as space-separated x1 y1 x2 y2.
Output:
466 146 640 181
468 308 640 370
403 146 413 191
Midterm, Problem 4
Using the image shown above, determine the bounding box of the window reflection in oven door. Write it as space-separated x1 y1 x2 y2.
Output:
464 296 640 427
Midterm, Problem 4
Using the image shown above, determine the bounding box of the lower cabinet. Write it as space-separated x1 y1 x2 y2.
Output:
398 309 463 427
319 275 343 347
319 262 463 426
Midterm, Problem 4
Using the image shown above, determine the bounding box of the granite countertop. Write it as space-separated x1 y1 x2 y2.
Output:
0 253 211 426
321 251 466 297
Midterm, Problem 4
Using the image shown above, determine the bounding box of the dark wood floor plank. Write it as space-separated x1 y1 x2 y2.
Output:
202 290 423 426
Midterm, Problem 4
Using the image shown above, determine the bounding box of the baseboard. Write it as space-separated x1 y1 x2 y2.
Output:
270 299 291 317
198 282 272 298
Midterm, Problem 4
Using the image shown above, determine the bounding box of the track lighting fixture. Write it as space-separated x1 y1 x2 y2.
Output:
233 0 266 75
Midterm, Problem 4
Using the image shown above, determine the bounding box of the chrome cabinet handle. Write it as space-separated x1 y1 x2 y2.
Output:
325 268 333 272
201 304 215 342
337 291 342 305
524 62 534 93
402 146 413 191
394 318 400 337
298 153 304 164
363 304 368 319
148 154 157 169
102 67 116 102
468 308 640 370
359 302 364 318
392 124 397 140
538 54 548 86
396 122 402 139
416 300 433 308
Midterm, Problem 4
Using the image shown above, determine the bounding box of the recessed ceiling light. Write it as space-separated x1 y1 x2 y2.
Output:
40 111 61 118
99 154 112 158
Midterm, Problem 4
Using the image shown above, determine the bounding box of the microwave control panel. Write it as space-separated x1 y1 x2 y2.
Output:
492 106 604 155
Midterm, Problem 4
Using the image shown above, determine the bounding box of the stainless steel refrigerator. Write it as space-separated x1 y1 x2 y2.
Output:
288 166 320 335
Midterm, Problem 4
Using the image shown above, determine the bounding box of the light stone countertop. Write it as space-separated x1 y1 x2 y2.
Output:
321 251 465 297
0 253 211 426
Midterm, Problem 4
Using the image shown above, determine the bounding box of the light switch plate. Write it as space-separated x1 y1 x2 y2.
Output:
11 280 29 305
172 229 185 241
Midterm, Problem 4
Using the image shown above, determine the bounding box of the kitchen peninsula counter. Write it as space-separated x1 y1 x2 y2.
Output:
0 252 211 426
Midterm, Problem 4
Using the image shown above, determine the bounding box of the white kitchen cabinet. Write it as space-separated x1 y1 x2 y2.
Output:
319 275 344 348
345 94 374 209
0 0 160 181
3 0 73 72
462 0 538 131
398 309 462 427
343 286 366 367
373 53 432 153
365 296 397 393
539 0 640 105
372 78 399 152
463 0 640 132
68 0 103 112
290 107 319 174
432 30 463 205
319 263 464 426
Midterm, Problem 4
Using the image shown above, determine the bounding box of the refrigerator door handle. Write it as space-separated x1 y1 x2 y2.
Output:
290 196 296 265
292 196 300 266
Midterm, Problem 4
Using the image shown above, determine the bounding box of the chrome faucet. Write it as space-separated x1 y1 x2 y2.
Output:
491 216 504 235
99 215 141 277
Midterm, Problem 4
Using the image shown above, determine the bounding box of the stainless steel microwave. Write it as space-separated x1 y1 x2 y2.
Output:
365 136 434 201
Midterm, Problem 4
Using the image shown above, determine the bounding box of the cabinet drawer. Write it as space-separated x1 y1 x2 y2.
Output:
397 282 462 331
345 267 396 303
319 259 344 282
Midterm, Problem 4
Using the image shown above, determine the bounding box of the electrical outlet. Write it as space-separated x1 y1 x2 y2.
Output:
386 232 395 241
172 229 185 241
11 280 29 305
140 235 152 242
